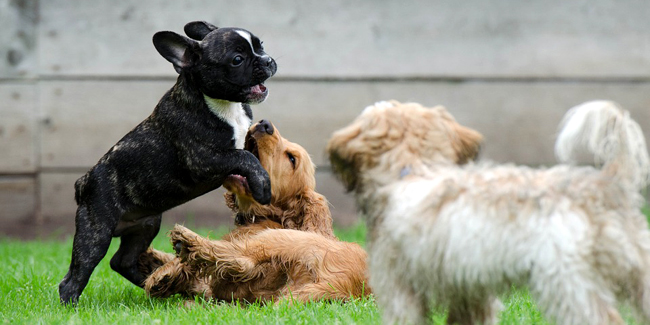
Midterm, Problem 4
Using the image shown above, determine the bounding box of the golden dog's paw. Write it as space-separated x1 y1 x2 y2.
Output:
143 258 192 298
138 247 175 278
145 273 178 298
169 224 202 259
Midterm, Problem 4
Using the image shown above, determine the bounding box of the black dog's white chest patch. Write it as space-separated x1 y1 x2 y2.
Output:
204 95 251 149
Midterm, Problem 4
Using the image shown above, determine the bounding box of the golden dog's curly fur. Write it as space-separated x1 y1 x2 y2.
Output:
168 224 369 303
138 120 369 303
327 100 650 325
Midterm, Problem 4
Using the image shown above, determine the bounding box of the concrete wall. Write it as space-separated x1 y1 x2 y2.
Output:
1 0 649 238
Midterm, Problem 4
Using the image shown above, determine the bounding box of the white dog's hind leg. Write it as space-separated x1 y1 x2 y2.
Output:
530 273 623 325
371 262 428 325
377 283 429 325
628 272 650 323
446 296 502 325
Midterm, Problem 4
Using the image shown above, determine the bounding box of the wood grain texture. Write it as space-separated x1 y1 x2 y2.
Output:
0 83 37 172
37 170 359 231
3 0 650 235
0 0 36 78
37 0 650 78
39 80 650 168
0 176 35 224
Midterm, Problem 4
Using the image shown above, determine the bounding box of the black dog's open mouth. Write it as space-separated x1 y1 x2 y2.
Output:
250 83 267 95
246 83 268 103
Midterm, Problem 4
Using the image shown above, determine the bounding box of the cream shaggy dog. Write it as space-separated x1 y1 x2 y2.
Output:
327 100 650 325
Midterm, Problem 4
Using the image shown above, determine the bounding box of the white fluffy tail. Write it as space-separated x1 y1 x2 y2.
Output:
555 100 650 190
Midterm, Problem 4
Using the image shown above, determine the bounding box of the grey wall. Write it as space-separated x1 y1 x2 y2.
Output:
1 0 649 238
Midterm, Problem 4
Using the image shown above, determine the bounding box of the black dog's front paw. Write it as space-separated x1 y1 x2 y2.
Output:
250 173 271 205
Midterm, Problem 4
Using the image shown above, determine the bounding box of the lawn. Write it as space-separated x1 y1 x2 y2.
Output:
1 210 648 324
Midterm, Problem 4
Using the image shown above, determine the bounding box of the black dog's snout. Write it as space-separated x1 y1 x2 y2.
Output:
255 120 274 135
266 57 273 66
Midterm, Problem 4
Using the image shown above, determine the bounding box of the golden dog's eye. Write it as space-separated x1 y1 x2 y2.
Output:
287 152 296 168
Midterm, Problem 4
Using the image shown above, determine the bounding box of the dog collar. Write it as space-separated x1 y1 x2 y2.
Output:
234 213 257 226
399 166 411 179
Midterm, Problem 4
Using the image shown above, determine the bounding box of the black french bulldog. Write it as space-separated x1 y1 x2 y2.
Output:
58 21 277 305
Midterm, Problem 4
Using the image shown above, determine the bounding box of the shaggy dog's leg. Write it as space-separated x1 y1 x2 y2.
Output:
377 283 428 325
370 266 428 325
633 273 650 323
529 271 623 325
446 296 502 325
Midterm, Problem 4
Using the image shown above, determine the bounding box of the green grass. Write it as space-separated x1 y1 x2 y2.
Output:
1 211 649 324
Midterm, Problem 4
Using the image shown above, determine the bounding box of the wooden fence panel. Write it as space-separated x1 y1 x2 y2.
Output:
3 0 650 237
38 0 650 78
0 83 36 172
37 170 356 233
0 177 35 227
0 0 36 78
40 80 650 168
39 80 169 168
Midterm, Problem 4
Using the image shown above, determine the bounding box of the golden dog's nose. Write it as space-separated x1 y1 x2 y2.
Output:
255 119 274 135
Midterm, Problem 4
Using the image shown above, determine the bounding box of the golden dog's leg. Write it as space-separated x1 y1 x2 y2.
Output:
144 257 194 298
169 224 256 281
172 226 333 284
277 282 356 304
215 229 335 284
138 247 176 279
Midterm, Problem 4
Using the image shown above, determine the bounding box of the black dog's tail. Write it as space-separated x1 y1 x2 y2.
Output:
555 100 650 190
74 173 90 204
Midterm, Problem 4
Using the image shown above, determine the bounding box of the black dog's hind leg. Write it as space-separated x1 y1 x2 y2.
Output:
59 204 117 305
110 214 162 287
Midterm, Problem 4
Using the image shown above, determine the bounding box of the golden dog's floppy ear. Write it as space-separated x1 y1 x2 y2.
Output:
451 122 483 164
282 191 335 239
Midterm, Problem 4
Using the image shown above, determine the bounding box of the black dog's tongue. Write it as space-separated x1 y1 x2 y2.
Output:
251 84 266 94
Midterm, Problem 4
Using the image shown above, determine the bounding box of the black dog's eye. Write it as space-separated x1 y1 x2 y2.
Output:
231 55 244 66
287 152 296 168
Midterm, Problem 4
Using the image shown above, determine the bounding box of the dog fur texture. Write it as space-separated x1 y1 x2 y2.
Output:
140 120 369 303
59 21 277 304
327 100 650 325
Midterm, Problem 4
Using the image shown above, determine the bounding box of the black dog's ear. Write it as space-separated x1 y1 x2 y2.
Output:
153 31 201 74
184 21 218 40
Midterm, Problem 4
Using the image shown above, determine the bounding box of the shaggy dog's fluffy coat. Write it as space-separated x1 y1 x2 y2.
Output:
327 100 650 325
139 120 369 303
